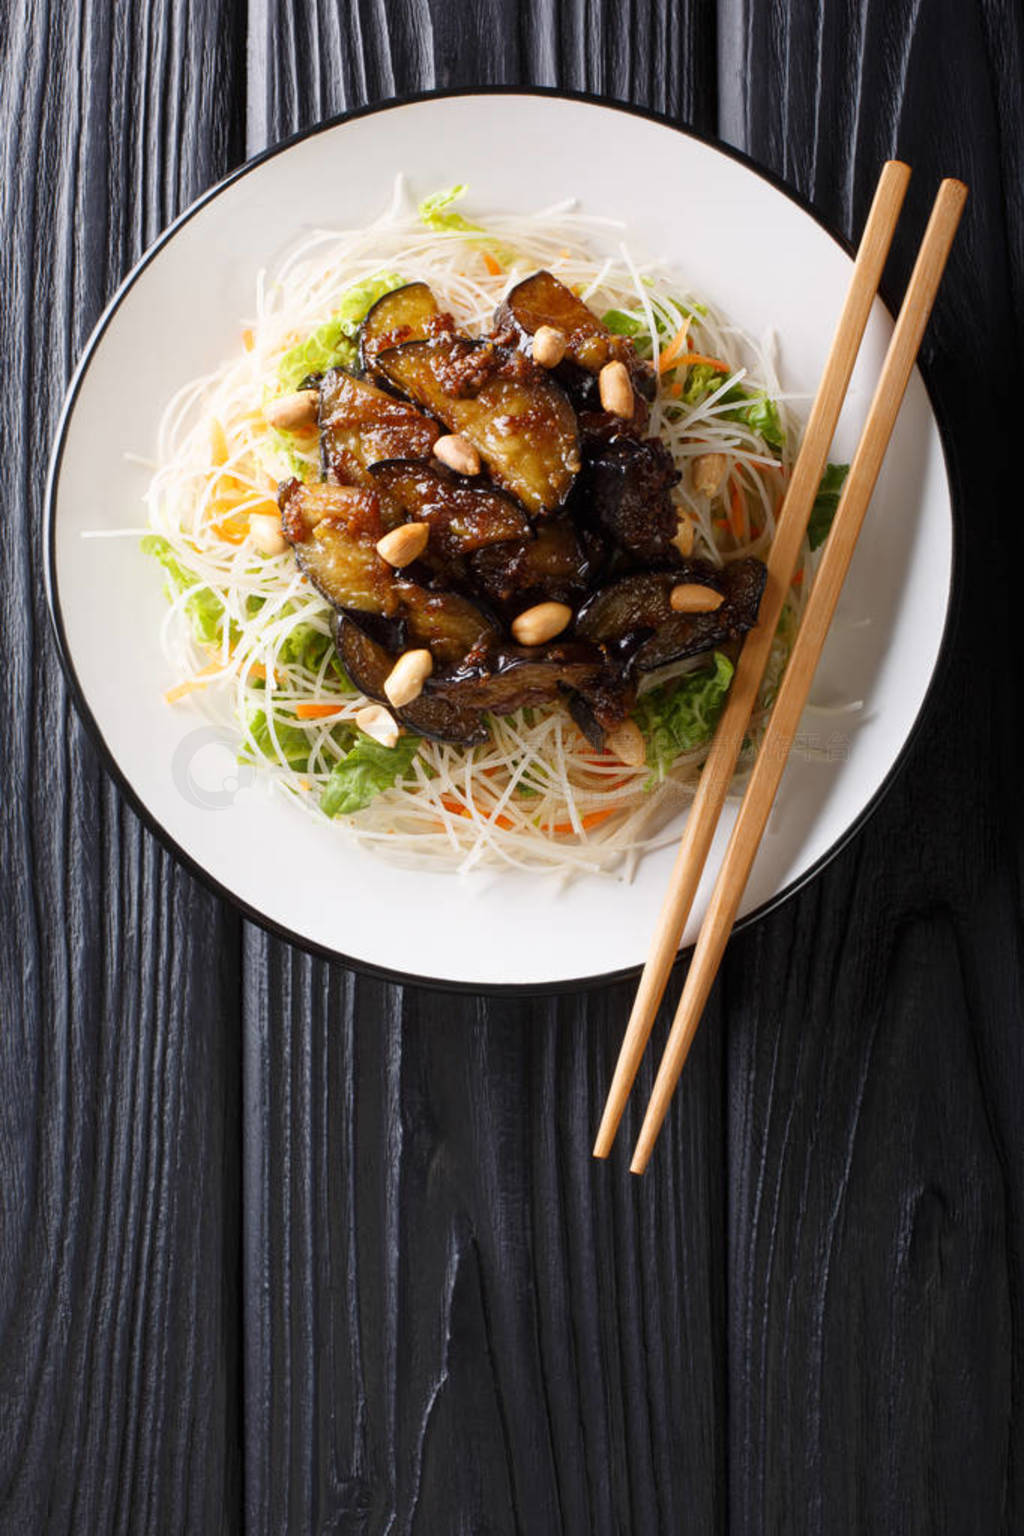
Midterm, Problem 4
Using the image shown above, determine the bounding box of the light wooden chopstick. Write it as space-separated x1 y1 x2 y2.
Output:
628 177 967 1174
593 159 912 1160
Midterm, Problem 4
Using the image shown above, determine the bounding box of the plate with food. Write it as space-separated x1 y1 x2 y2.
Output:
45 90 953 990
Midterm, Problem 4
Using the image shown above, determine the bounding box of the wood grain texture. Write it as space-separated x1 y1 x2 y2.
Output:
3 1 1023 1532
719 0 1024 1528
0 2 245 1530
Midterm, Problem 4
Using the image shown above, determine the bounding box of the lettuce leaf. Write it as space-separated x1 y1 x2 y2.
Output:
276 271 405 391
633 651 735 784
141 534 236 647
276 619 353 686
245 708 319 770
723 392 785 451
807 462 850 550
601 308 645 338
320 735 421 817
418 184 481 233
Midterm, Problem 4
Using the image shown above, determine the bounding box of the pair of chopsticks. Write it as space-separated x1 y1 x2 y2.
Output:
594 161 967 1174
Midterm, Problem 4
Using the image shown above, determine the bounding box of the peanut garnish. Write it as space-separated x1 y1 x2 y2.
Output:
669 582 724 613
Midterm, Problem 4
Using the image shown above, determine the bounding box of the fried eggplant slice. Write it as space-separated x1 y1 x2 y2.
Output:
571 435 681 561
427 643 607 716
468 516 596 610
319 368 439 485
335 613 486 743
567 675 638 747
279 478 397 616
576 556 766 670
369 459 531 560
358 281 441 369
373 335 580 516
391 579 498 665
496 269 656 410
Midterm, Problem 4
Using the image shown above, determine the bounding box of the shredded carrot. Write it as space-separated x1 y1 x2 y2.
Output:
657 318 691 373
548 807 617 836
661 349 730 378
482 251 502 276
728 476 747 541
241 328 254 351
210 419 229 466
247 663 267 682
211 515 248 544
294 702 343 720
165 661 223 704
791 568 804 588
440 792 515 831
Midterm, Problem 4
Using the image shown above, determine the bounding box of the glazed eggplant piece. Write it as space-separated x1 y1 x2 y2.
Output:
279 478 398 616
468 516 597 611
358 281 442 369
372 335 580 516
390 579 498 665
571 435 681 562
335 613 487 743
496 269 656 413
576 556 766 670
319 368 440 485
567 674 638 747
280 479 500 662
369 460 531 561
427 642 607 716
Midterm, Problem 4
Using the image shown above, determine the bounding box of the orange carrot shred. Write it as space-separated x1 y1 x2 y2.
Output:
657 318 691 372
294 702 342 720
548 807 617 836
165 661 223 704
440 792 515 831
659 349 730 377
482 251 502 276
242 328 254 351
728 476 747 541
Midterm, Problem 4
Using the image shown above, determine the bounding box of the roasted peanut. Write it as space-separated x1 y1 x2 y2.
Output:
262 389 319 431
598 359 634 420
355 704 401 749
510 601 573 646
692 452 728 496
669 582 724 613
376 522 430 568
605 719 646 768
249 512 288 557
671 516 695 557
384 648 433 708
433 433 481 476
532 325 567 368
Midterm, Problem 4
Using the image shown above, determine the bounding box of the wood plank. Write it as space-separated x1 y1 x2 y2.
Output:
719 0 1024 1526
241 4 724 1530
0 3 247 1528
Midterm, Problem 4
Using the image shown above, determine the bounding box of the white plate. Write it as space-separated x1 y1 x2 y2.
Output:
46 91 954 992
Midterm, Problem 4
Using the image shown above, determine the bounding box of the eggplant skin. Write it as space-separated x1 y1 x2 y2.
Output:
334 613 487 744
571 436 681 562
468 515 597 612
427 643 608 717
373 335 581 517
358 281 442 370
319 369 439 485
575 556 767 671
369 459 531 560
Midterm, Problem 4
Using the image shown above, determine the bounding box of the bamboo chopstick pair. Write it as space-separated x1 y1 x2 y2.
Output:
594 162 967 1174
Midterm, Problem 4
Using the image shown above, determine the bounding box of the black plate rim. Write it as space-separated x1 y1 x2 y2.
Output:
43 84 960 997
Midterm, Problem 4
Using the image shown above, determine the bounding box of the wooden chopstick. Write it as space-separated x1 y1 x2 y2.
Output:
628 177 968 1174
593 159 912 1160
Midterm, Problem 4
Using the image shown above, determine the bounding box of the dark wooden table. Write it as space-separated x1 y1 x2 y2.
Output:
2 3 1022 1531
